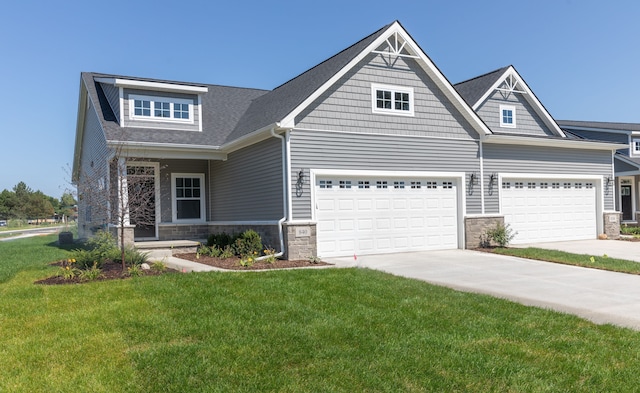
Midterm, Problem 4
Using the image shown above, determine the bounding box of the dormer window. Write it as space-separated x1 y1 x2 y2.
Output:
130 94 193 123
499 105 516 128
371 83 414 116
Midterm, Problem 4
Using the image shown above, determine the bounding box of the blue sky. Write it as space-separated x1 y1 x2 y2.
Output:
1 0 638 198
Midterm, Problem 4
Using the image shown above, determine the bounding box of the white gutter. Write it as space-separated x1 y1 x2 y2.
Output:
481 134 627 150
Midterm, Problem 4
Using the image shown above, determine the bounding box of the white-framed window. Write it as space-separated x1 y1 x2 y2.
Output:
171 173 205 222
339 180 351 189
371 83 415 116
633 139 640 155
499 105 516 128
130 94 193 123
319 180 333 189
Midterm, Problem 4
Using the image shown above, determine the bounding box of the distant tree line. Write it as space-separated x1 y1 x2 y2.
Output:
0 182 77 223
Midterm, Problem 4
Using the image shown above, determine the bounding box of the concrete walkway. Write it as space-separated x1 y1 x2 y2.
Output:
146 249 223 272
326 249 640 330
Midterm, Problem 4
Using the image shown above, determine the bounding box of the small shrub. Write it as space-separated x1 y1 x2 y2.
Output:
263 247 277 264
114 247 149 266
127 264 144 277
86 230 117 260
220 246 235 259
70 249 103 269
151 261 167 272
233 230 263 257
78 262 103 281
309 255 321 264
58 258 80 279
621 225 640 236
239 253 258 267
484 223 517 247
197 244 222 258
207 232 234 248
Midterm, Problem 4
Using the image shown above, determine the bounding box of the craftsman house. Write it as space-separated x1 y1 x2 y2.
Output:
73 21 622 259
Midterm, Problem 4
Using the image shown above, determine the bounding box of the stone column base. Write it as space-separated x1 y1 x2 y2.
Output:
108 225 135 247
283 223 317 260
603 212 621 240
464 215 504 249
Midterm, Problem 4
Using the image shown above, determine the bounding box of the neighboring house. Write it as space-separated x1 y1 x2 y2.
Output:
72 21 623 259
558 120 640 223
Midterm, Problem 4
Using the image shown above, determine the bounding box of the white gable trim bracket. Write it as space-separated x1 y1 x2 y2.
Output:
371 31 421 59
495 74 527 96
278 21 492 137
472 66 566 138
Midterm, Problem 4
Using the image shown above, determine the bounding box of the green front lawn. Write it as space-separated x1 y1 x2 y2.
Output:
2 235 640 392
490 247 640 275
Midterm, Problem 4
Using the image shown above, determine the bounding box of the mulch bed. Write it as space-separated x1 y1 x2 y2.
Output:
174 253 332 270
35 260 177 285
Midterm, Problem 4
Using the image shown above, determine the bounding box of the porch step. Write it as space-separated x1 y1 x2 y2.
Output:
135 239 205 251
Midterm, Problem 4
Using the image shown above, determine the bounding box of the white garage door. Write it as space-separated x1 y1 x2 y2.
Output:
316 176 458 257
501 179 597 244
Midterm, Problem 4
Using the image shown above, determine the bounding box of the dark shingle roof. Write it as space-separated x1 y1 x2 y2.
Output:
82 22 395 147
82 72 269 147
225 22 394 143
453 66 509 106
557 120 640 132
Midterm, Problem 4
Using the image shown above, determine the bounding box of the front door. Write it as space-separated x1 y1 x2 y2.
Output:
621 185 632 221
126 164 159 240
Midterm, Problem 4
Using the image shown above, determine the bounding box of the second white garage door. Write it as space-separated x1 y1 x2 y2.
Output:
501 178 597 244
315 176 459 257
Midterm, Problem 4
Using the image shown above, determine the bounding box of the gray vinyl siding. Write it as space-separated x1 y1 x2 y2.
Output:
122 88 200 131
477 89 553 136
483 144 614 212
210 137 284 221
295 52 479 140
290 130 481 220
158 159 209 223
100 83 120 123
78 98 111 234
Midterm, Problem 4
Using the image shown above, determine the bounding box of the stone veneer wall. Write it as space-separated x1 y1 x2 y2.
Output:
603 212 621 240
464 215 504 249
157 224 280 250
109 225 135 247
158 224 210 241
283 223 317 260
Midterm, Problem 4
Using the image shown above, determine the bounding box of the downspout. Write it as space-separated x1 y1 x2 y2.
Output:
479 140 485 214
261 127 288 259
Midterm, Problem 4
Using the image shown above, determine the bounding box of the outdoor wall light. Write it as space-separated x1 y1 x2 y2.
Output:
469 172 479 186
297 169 305 186
606 176 612 185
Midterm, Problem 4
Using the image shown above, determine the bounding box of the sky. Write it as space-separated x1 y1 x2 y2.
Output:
1 0 638 198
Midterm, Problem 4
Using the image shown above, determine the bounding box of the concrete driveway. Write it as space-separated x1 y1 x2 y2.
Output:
325 248 640 330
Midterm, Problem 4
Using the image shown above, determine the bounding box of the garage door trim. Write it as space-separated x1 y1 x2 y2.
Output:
498 172 604 239
310 169 467 250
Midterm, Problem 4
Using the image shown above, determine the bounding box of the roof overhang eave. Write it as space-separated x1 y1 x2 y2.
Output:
106 140 227 160
481 134 627 150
